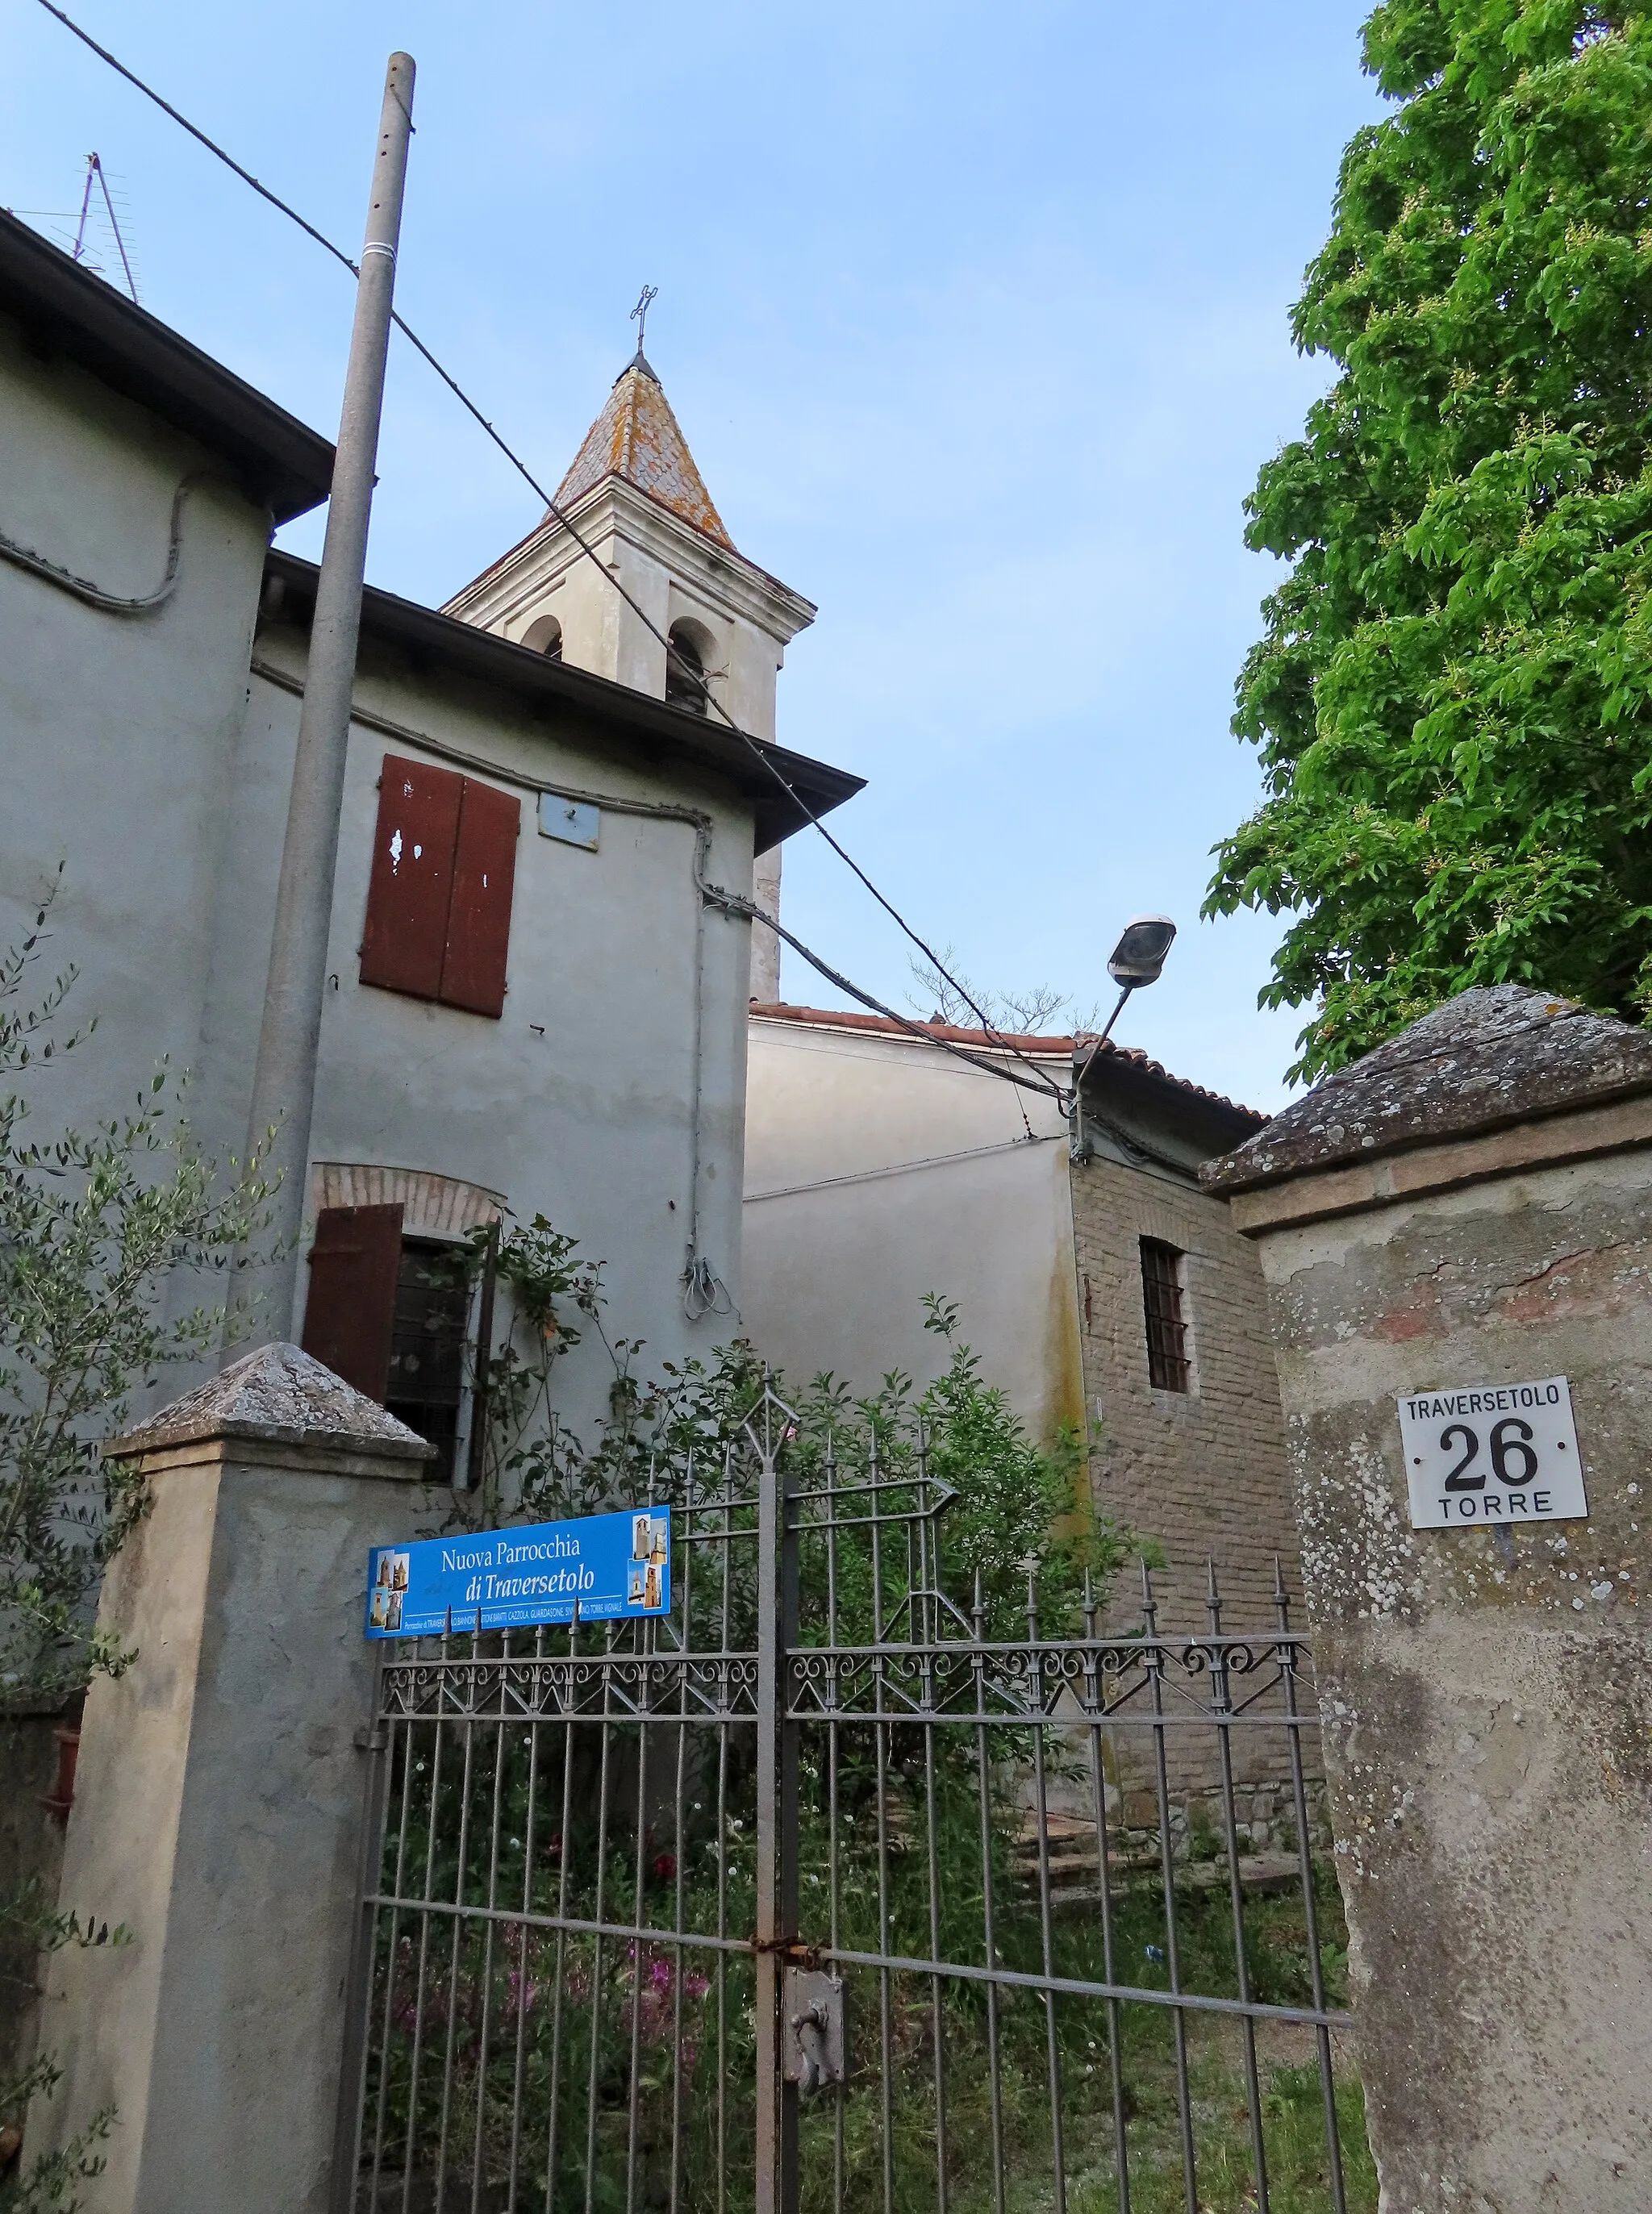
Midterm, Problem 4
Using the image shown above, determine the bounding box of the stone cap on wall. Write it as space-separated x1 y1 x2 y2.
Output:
103 1342 437 1463
1202 984 1652 1198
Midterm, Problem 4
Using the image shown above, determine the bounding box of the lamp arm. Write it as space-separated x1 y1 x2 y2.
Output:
1073 980 1135 1099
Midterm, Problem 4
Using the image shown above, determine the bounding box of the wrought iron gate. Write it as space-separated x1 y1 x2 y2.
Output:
334 1387 1362 2213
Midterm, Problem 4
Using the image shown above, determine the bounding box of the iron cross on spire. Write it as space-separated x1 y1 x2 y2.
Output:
630 283 658 355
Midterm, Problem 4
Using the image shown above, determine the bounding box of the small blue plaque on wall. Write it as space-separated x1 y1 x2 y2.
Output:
365 1504 671 1637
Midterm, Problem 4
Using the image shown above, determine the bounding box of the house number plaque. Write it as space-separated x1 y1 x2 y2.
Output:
1397 1376 1587 1528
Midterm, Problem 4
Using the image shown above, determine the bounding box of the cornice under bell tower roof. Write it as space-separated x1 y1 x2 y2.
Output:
553 348 734 550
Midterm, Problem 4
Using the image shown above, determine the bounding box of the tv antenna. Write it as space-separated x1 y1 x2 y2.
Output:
72 152 138 303
630 282 658 355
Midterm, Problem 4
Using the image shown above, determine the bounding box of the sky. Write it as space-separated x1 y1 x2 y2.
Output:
2 1 1386 1111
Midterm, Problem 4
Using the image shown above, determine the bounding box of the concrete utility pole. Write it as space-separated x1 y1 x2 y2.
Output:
239 52 415 1347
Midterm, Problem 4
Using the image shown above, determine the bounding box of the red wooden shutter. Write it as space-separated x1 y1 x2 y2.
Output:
440 776 519 1018
359 757 464 1002
300 1203 405 1402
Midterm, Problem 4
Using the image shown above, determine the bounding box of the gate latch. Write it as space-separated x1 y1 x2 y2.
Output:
782 1968 846 2096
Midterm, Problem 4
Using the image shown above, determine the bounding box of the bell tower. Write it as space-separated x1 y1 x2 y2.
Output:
443 343 816 1001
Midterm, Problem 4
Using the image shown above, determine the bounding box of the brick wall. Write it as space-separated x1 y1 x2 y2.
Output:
1071 1153 1298 1621
1070 1152 1308 1801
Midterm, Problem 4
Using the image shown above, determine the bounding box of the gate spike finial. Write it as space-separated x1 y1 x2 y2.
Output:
1138 1553 1159 1635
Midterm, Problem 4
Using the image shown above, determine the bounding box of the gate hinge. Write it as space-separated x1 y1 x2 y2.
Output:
353 1723 389 1752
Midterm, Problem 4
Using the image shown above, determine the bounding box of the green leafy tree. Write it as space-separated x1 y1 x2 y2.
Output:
1207 2 1652 1079
0 897 269 1707
447 1214 1139 1649
1 894 270 2205
0 1883 125 2213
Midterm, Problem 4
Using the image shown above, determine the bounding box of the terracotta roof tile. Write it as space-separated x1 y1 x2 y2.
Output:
749 1002 1264 1123
553 351 732 548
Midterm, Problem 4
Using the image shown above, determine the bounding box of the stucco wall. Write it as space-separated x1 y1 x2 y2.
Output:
740 1018 1079 1436
1071 1153 1297 1632
32 1353 435 2214
210 628 759 1432
446 485 807 747
0 309 270 1138
1 306 765 1452
1243 1128 1652 2211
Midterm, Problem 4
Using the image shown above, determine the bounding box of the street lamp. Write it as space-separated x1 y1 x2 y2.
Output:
1106 913 1177 996
1070 915 1177 1139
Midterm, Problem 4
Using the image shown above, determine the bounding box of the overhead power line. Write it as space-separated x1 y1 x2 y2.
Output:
32 0 1067 1103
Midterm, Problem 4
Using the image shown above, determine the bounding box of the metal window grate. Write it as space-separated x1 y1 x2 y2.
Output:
1141 1236 1192 1393
385 1240 469 1482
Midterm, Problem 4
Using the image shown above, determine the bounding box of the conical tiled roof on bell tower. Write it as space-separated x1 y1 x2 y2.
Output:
553 348 733 549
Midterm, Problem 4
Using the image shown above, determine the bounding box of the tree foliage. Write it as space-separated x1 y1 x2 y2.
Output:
0 1881 124 2213
1206 2 1652 1079
0 896 269 1708
442 1223 1140 1645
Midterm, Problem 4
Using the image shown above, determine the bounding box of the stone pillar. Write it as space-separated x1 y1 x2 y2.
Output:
28 1344 434 2214
1204 986 1652 2211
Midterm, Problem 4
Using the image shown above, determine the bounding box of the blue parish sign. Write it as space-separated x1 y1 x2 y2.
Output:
365 1504 672 1638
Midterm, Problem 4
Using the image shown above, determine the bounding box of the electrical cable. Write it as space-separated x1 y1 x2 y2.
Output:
0 473 194 611
246 642 1071 1112
701 881 1067 1103
31 0 1070 1101
33 0 363 279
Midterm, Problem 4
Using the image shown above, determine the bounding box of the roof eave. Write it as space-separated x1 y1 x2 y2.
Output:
747 1004 1262 1135
265 548 862 851
442 477 817 639
1075 1042 1266 1136
0 211 333 524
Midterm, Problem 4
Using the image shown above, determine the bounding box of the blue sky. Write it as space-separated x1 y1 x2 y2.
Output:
3 2 1385 1110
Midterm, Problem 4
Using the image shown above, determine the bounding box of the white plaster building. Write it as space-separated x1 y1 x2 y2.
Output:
0 214 858 1462
443 345 816 1000
743 1007 1080 1434
742 1004 1299 1628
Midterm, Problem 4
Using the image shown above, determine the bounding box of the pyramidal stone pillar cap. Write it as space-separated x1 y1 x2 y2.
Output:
1202 984 1652 1200
103 1342 436 1463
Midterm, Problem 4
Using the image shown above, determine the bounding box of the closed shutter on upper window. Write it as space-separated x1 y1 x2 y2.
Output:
441 773 519 1018
360 758 464 1001
359 755 519 1017
300 1202 406 1401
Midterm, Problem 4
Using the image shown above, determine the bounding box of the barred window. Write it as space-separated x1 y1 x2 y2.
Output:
1140 1237 1192 1394
386 1240 472 1484
304 1210 479 1486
